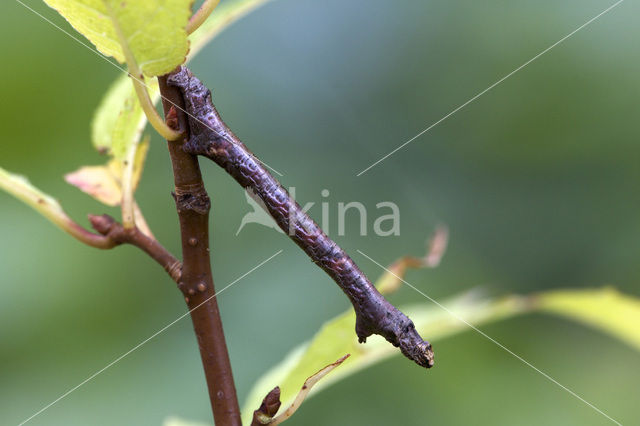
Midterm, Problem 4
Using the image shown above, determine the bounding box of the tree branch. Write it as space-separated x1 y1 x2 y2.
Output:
168 67 434 369
88 214 182 282
158 72 241 425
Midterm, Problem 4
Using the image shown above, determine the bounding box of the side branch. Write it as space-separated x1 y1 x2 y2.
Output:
168 67 434 368
89 214 182 282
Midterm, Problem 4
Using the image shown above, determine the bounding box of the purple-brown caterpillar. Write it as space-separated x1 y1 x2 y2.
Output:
168 67 434 368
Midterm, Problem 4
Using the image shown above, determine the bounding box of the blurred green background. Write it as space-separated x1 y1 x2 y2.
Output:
1 0 639 424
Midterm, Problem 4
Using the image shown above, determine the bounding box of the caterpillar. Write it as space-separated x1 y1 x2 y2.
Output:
168 67 434 368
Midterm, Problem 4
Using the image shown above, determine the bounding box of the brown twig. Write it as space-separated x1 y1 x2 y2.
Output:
168 67 434 368
158 73 241 425
89 214 182 282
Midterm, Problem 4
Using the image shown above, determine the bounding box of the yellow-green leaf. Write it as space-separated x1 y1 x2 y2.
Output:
91 71 158 159
1 167 67 224
43 0 192 76
162 417 210 426
88 0 270 211
241 291 528 423
241 286 640 423
91 0 269 156
269 355 350 425
0 167 113 248
537 287 640 351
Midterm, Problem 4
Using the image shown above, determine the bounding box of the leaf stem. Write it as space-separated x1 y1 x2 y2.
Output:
59 220 117 249
0 167 115 249
120 144 136 228
104 1 182 141
270 355 350 425
133 202 155 238
186 0 221 35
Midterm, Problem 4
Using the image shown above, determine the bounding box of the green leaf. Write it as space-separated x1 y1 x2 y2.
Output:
241 291 529 423
91 0 270 157
241 286 640 423
87 0 270 204
537 287 640 351
91 76 157 159
0 167 67 223
0 167 113 248
269 355 350 425
42 0 192 76
162 417 210 426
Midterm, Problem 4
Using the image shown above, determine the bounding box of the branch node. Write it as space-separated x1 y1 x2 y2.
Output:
88 214 182 284
166 260 183 283
173 183 211 215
